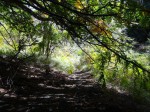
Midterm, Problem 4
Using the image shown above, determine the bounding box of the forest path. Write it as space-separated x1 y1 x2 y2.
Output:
0 63 149 112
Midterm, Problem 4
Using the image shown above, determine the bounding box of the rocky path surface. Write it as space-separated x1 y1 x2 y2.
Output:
0 64 149 112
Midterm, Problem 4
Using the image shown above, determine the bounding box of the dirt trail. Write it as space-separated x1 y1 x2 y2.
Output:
0 63 149 112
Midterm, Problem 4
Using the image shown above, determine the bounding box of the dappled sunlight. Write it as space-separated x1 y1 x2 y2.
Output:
0 61 143 112
0 0 150 111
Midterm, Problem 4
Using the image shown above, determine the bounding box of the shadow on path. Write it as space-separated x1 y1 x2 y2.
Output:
0 60 149 112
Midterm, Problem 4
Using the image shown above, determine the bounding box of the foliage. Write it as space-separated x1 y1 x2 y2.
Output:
0 0 150 98
34 21 64 58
